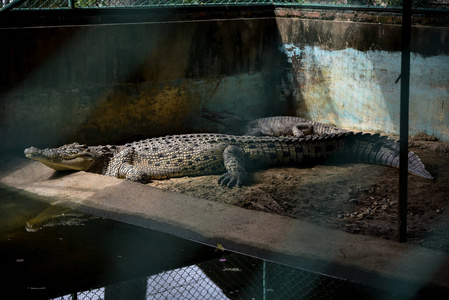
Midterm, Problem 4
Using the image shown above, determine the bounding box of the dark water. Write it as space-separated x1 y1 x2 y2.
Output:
0 185 441 300
0 185 226 299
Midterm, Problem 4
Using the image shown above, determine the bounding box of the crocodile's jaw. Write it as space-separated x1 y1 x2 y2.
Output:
28 155 96 171
24 146 97 171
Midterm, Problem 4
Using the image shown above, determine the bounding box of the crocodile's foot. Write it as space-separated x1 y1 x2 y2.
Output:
218 171 247 187
125 171 151 183
293 124 314 137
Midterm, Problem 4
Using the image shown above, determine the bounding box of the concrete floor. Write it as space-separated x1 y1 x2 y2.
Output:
1 155 448 296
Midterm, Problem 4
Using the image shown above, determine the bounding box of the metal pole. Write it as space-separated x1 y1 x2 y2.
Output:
262 260 267 300
398 0 412 243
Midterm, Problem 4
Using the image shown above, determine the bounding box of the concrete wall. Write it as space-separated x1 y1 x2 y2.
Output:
0 12 282 153
1 7 448 155
276 15 449 140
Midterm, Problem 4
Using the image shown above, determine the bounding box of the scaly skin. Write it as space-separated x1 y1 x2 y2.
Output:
24 132 434 187
200 110 348 137
243 116 349 137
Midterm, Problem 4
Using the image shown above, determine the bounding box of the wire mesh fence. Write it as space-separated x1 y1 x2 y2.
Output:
2 0 449 10
52 253 394 300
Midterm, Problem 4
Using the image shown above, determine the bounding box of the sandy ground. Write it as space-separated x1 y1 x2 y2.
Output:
147 133 449 253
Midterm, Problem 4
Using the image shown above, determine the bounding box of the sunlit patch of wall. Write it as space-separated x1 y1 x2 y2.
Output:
277 17 449 141
280 45 398 132
72 73 275 145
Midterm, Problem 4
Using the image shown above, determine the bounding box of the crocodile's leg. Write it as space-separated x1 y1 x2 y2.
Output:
218 145 248 187
292 123 314 137
244 128 264 136
105 147 148 182
246 123 313 137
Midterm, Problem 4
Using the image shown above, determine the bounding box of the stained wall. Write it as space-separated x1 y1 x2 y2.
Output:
1 7 448 155
0 10 282 153
276 12 449 140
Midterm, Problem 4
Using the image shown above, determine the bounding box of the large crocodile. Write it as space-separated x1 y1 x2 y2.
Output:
201 110 348 137
24 132 433 187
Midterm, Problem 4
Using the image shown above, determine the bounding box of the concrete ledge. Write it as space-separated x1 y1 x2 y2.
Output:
1 155 448 295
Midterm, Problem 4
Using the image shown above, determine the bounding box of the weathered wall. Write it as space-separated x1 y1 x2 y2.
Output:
1 7 448 155
0 13 282 153
276 14 449 140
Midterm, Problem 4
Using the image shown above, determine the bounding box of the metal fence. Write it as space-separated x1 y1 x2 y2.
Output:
52 253 393 300
1 0 449 10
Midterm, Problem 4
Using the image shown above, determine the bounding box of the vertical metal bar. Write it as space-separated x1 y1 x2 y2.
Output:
398 0 412 243
68 0 75 9
262 260 267 300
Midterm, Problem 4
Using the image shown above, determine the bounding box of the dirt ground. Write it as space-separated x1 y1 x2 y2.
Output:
147 133 449 253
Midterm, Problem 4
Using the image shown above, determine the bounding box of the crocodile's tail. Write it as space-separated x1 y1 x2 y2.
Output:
337 132 434 180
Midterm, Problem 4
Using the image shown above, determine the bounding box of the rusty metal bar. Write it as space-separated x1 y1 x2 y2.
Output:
398 0 412 243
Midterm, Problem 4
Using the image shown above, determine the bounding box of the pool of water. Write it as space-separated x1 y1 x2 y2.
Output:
0 184 440 300
0 185 226 298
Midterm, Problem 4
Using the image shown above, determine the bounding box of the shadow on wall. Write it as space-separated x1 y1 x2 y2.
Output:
0 15 284 154
79 18 285 142
279 44 341 125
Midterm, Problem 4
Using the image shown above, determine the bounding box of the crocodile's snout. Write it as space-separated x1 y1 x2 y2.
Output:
24 147 40 158
24 145 98 171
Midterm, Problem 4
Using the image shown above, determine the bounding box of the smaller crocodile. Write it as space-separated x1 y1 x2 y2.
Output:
201 109 347 137
25 132 433 187
243 116 348 137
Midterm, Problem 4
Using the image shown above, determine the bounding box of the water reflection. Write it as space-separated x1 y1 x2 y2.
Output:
50 252 400 300
50 252 402 300
25 205 96 233
0 185 224 299
53 264 230 300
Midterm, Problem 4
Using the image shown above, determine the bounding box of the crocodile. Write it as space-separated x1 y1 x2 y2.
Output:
243 116 349 137
24 132 433 187
201 109 348 137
